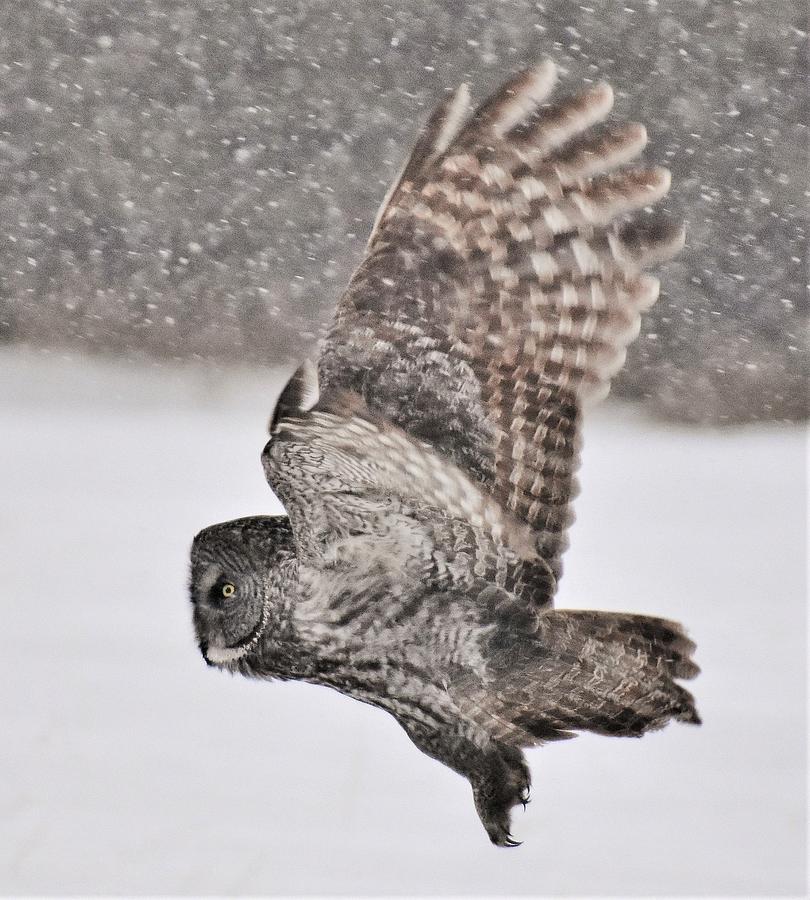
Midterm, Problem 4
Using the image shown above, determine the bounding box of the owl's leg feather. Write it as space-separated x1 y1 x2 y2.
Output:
403 722 530 847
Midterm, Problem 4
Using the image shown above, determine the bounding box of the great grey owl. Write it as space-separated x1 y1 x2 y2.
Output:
189 61 699 847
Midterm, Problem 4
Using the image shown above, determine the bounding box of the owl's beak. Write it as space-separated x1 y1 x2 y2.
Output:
197 640 217 667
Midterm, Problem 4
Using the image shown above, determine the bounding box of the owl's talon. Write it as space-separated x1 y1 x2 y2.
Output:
473 747 531 847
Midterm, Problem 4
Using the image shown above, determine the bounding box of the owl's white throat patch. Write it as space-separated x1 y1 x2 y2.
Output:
205 592 272 666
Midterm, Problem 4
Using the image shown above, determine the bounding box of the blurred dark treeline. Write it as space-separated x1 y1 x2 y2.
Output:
0 0 806 422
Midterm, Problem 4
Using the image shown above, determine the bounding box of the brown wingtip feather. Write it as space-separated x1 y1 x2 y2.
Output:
551 121 649 184
614 219 686 268
464 60 558 139
487 60 559 137
515 80 616 156
646 165 672 196
568 166 673 227
422 82 473 159
367 81 473 247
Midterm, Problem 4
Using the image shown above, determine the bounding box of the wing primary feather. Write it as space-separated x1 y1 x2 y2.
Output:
465 60 558 139
561 166 672 227
549 121 648 184
428 83 473 158
611 219 686 269
368 83 472 248
515 81 614 157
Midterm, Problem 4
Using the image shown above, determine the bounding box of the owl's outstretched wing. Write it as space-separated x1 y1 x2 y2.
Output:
267 61 683 607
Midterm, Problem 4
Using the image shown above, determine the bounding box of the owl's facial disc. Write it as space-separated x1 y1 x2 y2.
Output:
190 515 295 670
192 561 271 667
203 593 271 666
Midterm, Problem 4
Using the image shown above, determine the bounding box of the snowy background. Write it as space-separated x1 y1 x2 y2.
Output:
0 0 807 422
1 352 806 896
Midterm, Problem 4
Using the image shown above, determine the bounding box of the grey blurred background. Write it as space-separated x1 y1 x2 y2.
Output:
0 0 807 421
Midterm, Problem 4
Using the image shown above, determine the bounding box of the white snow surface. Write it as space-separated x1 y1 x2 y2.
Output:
1 351 806 896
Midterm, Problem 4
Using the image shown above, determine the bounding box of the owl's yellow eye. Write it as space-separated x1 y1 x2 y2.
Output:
221 582 236 599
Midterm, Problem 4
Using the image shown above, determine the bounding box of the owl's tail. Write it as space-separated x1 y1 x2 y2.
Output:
480 610 700 745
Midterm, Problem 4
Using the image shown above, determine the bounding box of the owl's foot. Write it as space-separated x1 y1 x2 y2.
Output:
402 722 532 847
472 746 531 847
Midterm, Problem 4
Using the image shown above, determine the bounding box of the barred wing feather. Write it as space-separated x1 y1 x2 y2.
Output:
309 61 684 606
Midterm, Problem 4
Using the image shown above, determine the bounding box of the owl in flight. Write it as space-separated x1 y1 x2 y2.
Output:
189 61 699 846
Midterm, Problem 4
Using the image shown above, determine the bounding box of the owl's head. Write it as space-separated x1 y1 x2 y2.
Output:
189 515 296 669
